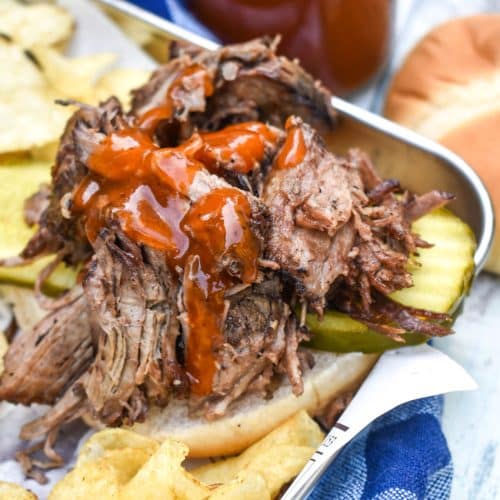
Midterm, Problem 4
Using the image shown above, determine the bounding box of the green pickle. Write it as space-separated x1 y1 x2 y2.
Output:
0 158 77 292
307 208 476 353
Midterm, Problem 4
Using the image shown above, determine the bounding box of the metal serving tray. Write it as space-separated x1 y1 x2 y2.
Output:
92 1 495 496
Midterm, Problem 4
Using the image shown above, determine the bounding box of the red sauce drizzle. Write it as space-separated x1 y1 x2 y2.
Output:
137 63 214 135
182 188 259 393
198 122 279 174
72 121 276 395
275 118 306 170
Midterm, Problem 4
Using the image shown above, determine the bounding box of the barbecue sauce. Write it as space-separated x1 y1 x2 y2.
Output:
200 122 279 174
275 117 306 169
189 0 392 95
72 122 276 395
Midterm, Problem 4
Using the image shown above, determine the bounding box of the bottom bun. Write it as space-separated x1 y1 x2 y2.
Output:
128 350 378 457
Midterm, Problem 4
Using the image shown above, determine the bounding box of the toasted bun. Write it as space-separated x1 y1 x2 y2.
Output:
128 350 377 457
384 15 500 273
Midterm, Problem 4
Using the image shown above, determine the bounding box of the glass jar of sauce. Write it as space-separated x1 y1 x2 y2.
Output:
188 0 393 95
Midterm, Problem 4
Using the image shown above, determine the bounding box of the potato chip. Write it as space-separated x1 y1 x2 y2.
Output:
31 141 58 162
51 440 209 500
207 471 270 500
0 88 73 153
50 413 321 499
32 47 116 103
0 40 45 93
0 20 144 154
0 1 74 50
90 448 153 485
95 68 151 109
192 410 323 485
0 159 77 290
121 438 211 500
196 444 315 498
244 409 324 453
77 428 159 465
50 432 159 499
49 460 120 500
0 481 36 500
0 37 118 152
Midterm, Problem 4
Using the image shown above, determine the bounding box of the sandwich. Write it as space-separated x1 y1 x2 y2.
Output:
0 38 474 479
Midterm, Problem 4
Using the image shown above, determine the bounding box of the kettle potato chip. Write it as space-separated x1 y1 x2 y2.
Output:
0 481 36 500
0 40 46 93
49 460 121 500
49 411 321 499
0 0 73 50
31 47 116 103
191 410 323 484
120 439 211 500
207 471 271 500
0 88 73 153
76 428 160 465
0 43 145 153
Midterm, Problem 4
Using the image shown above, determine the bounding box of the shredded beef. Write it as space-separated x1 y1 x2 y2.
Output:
263 121 454 326
342 151 452 314
17 372 90 483
193 37 336 133
82 227 184 425
405 190 455 222
0 38 459 482
335 291 453 341
131 37 336 144
23 184 50 227
132 56 215 144
199 274 308 418
0 292 94 405
263 117 365 314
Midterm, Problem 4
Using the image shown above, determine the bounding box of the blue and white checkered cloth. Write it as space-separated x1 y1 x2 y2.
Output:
126 2 454 498
309 396 452 500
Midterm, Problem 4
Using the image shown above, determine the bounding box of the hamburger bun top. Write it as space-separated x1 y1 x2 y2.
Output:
128 350 377 458
384 15 500 273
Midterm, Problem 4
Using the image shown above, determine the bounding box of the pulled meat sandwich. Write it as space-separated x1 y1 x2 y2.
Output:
0 38 461 479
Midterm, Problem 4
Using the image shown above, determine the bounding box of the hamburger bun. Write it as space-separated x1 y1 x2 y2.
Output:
129 350 377 457
384 15 500 273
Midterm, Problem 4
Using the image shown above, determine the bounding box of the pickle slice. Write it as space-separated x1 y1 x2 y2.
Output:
0 159 77 291
307 208 476 353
